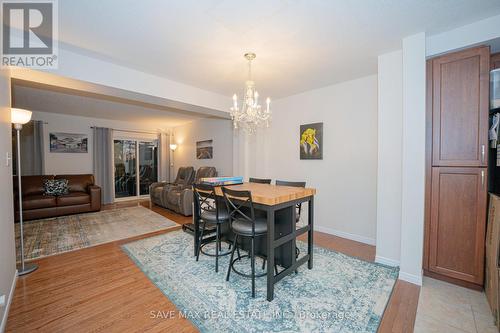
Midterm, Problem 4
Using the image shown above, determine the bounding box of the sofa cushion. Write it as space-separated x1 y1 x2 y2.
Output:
151 186 164 202
173 167 194 186
56 192 91 206
23 194 57 210
15 175 54 196
55 174 94 193
166 189 181 206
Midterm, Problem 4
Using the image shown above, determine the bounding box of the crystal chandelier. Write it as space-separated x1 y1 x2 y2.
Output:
230 52 271 133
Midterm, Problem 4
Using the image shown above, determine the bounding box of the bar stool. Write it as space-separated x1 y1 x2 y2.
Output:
194 183 231 273
223 187 268 298
249 177 272 184
275 180 306 224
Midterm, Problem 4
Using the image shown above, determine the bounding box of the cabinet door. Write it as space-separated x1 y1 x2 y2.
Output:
429 167 487 284
432 46 489 167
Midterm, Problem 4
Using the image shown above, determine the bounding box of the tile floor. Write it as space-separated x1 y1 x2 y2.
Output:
414 277 498 333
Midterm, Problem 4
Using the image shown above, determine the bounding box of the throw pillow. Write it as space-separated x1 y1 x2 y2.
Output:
43 179 69 196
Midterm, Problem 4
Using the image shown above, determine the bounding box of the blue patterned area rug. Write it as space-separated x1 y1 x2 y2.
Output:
122 230 398 333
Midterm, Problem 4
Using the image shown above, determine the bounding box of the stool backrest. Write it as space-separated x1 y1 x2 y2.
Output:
193 183 219 220
221 187 255 228
276 180 306 221
249 177 272 184
275 180 306 187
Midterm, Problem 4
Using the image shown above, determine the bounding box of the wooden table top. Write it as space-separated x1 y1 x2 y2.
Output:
213 182 316 206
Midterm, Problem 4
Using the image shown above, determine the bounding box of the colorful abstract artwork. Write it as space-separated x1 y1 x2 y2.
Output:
300 122 323 159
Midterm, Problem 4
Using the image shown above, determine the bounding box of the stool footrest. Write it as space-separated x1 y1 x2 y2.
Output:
200 240 232 257
229 254 267 278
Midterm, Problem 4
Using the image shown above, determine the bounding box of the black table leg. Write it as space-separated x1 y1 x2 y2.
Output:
308 196 314 269
193 193 199 256
266 208 275 302
291 205 297 274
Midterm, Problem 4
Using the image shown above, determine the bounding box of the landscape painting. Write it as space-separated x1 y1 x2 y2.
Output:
300 122 323 160
196 140 213 159
50 132 88 153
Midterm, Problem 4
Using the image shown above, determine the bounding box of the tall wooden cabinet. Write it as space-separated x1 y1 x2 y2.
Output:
492 52 500 70
424 46 490 288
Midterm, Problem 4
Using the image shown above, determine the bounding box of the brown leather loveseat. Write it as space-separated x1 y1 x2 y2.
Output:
14 174 101 221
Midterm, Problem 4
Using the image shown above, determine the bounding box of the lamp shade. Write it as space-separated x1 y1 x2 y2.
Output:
11 108 32 125
169 143 178 151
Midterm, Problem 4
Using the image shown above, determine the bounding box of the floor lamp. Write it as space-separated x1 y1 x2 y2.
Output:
11 108 38 276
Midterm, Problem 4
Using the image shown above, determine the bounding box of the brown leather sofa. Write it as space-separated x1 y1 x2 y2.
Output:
14 174 101 221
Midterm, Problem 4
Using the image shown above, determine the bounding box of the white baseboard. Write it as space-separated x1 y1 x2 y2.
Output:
314 225 376 246
0 270 18 333
375 255 400 267
398 271 422 286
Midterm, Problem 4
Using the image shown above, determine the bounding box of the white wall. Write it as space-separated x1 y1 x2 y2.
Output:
375 33 426 285
172 118 234 178
426 14 500 57
32 111 170 179
255 75 379 245
376 50 403 267
399 33 426 285
0 69 17 332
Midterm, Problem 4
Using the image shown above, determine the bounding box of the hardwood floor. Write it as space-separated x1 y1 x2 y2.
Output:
6 200 419 332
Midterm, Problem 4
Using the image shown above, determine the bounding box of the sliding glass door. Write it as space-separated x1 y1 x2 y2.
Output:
114 138 158 200
139 141 158 195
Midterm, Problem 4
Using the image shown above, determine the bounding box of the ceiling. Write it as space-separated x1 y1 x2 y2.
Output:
55 0 500 99
11 83 206 128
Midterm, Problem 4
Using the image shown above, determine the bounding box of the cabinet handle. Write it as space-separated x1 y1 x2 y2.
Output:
481 170 485 187
481 145 485 163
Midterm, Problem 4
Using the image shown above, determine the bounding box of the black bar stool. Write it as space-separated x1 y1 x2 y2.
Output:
249 177 272 184
222 187 268 298
275 180 306 223
194 183 231 273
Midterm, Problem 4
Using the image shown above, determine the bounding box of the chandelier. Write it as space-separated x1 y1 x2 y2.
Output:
230 52 271 133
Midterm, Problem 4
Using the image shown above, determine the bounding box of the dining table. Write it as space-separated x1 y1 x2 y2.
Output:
192 182 317 301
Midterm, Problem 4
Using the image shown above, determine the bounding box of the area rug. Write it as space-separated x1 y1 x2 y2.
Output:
122 230 399 333
16 206 178 261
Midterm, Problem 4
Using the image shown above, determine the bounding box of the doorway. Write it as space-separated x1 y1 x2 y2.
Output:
113 138 158 200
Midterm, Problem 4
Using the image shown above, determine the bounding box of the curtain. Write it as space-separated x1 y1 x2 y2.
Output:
32 120 44 175
158 132 170 182
13 120 45 175
93 127 113 204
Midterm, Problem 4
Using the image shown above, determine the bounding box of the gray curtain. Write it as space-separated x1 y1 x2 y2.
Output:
32 120 44 175
14 120 45 175
93 127 113 204
158 132 170 182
